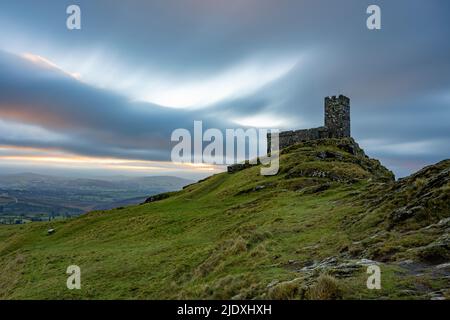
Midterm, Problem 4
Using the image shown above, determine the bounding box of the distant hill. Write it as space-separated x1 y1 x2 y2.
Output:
0 173 192 190
0 174 193 223
0 138 448 299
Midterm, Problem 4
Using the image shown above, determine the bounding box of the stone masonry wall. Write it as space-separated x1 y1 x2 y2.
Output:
230 95 350 172
325 95 350 138
266 95 350 154
267 126 329 152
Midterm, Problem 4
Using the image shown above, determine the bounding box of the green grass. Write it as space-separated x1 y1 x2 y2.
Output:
0 138 448 299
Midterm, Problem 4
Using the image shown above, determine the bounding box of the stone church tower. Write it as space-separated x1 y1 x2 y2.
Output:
324 95 350 138
267 94 351 153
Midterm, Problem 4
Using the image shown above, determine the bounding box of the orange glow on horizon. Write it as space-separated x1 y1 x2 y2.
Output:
0 145 219 172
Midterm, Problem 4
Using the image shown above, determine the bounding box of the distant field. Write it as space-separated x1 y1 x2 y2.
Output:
0 195 16 204
0 174 193 224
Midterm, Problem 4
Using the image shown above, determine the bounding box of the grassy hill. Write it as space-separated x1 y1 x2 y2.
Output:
0 138 448 299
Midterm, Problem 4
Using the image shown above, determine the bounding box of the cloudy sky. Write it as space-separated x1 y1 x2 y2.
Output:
0 0 449 179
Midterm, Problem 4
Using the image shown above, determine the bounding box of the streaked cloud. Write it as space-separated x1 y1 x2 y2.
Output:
0 145 219 174
135 56 299 108
21 53 82 80
0 0 449 178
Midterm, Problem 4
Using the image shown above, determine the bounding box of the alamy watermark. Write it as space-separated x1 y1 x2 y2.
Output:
367 5 381 30
66 265 81 290
171 121 279 175
66 5 81 30
366 264 381 290
65 5 380 31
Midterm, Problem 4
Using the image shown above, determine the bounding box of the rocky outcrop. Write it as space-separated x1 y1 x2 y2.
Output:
227 162 254 174
144 192 173 203
371 159 450 229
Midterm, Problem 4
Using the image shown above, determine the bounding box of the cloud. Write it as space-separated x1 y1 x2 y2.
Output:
0 1 449 177
0 51 240 162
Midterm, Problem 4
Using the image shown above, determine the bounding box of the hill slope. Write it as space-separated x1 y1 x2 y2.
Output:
0 138 448 299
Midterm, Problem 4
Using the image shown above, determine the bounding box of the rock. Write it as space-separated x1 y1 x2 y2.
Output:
424 217 450 230
235 184 270 195
367 159 449 230
337 143 356 155
313 183 331 193
299 257 338 272
227 162 253 174
298 257 380 278
301 244 321 251
435 262 450 270
144 192 171 203
437 217 450 227
429 291 446 300
389 206 425 225
266 280 279 289
430 296 446 301
417 234 450 263
299 183 331 195
398 259 415 266
330 264 362 277
316 151 342 160
399 289 417 296
369 231 387 240
356 258 378 266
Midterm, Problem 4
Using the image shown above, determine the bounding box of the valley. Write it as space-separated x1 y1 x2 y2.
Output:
0 173 193 224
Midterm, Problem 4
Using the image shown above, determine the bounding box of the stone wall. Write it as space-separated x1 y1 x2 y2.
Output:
267 126 329 152
265 95 351 154
228 95 352 173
